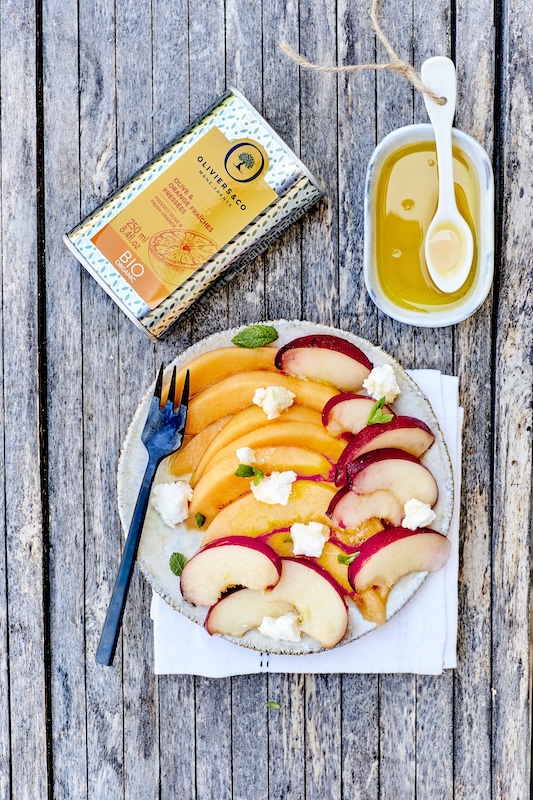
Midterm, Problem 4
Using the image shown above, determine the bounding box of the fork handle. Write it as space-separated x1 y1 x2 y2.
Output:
96 458 159 666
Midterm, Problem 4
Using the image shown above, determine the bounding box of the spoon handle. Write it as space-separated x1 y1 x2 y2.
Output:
421 57 457 217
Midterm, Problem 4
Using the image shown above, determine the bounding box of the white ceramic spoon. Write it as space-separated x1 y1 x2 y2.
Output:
421 56 474 293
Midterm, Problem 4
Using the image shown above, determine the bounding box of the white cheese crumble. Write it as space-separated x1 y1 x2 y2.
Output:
259 611 301 642
252 385 296 419
290 521 330 557
236 446 256 465
363 364 401 404
250 470 297 505
150 481 193 527
402 498 436 530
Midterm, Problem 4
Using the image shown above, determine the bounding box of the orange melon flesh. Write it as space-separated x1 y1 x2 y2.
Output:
201 480 337 546
164 346 278 400
168 415 232 476
190 446 332 525
185 371 337 435
193 404 323 482
198 421 345 482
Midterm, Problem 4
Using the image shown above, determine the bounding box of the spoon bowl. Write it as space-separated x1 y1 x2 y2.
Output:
421 57 474 294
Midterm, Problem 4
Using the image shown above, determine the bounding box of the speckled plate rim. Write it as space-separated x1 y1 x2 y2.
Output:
117 320 454 655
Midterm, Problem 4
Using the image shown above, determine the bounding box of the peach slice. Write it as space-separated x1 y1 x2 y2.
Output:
199 421 345 480
275 334 373 392
193 404 323 483
165 346 278 400
262 530 296 558
180 536 281 607
322 393 394 437
346 449 439 506
335 417 435 486
201 481 338 546
353 587 388 627
185 371 338 434
331 517 385 548
327 487 404 529
264 558 348 648
347 527 451 593
205 588 294 637
190 446 332 526
168 415 231 477
316 541 353 595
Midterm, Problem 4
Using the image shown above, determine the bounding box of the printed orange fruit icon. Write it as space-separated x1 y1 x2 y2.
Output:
148 229 217 284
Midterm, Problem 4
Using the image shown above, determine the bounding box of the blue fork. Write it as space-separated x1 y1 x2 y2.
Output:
96 365 190 666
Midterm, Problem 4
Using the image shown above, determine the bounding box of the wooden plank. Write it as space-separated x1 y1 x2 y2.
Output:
149 4 197 798
296 4 342 798
452 0 495 796
225 0 266 330
373 2 416 796
187 0 228 347
411 2 454 797
183 4 233 800
267 674 306 800
0 1 49 798
337 0 378 342
42 0 89 797
114 1 160 798
224 3 270 797
151 0 192 369
299 0 339 327
232 675 269 800
490 0 532 795
0 199 9 800
77 2 124 798
262 8 307 792
336 3 379 796
158 676 196 800
263 0 302 323
196 677 232 800
341 676 379 799
415 673 453 798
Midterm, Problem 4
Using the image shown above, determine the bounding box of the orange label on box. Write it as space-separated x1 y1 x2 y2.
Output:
91 127 277 309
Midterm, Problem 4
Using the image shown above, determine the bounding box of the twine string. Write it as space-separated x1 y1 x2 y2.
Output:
280 0 447 106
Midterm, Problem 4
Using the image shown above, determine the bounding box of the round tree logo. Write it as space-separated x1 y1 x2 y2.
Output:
224 140 269 182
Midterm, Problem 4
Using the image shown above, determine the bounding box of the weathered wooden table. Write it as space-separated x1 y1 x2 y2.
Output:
1 0 531 798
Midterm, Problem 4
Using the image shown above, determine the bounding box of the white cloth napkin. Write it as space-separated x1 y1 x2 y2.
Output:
151 370 462 676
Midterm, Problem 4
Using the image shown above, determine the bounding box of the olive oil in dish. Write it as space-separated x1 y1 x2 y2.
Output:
375 141 479 312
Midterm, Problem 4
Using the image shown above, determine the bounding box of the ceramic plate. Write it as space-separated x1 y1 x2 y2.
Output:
117 320 454 654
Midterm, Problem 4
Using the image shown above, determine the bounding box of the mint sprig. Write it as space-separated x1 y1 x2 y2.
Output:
169 552 187 576
337 551 360 566
235 464 264 485
195 513 206 529
231 324 278 348
367 397 394 426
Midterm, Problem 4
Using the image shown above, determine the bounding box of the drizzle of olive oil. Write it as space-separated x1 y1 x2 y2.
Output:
376 142 479 311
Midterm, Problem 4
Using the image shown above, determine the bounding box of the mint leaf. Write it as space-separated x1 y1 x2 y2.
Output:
266 701 281 709
235 464 255 478
283 536 293 543
337 551 360 566
231 324 278 348
367 397 394 425
195 513 206 529
252 467 264 486
169 552 187 576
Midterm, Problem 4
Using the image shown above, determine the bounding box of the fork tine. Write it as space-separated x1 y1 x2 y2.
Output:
178 369 190 411
166 366 177 408
153 364 164 401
